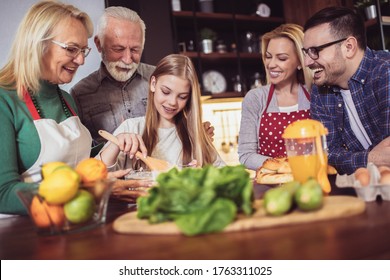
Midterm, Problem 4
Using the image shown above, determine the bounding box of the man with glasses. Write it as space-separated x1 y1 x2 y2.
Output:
303 6 390 175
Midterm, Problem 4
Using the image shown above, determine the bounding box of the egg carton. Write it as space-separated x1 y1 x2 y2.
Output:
335 162 390 202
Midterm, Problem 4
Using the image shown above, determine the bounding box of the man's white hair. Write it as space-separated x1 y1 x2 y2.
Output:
97 6 146 48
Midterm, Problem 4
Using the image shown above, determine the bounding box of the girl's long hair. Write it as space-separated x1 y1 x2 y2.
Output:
0 1 93 99
142 54 217 166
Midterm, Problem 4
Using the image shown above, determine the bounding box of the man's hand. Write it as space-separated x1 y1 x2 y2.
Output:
368 136 390 167
203 121 215 142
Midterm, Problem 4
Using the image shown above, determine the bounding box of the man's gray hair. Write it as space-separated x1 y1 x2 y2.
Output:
97 6 146 48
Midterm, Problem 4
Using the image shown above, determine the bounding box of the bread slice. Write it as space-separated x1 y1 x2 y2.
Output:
256 172 293 185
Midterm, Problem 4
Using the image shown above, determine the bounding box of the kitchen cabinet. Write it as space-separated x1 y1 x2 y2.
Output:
364 0 390 50
170 0 285 97
283 0 354 27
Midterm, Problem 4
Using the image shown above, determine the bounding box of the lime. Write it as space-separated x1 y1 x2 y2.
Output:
264 187 293 216
295 178 323 211
38 168 80 204
64 190 95 224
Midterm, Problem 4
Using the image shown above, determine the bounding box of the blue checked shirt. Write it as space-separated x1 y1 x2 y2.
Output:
311 48 390 175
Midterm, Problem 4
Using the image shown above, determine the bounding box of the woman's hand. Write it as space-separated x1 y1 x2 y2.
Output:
108 169 153 202
203 121 215 142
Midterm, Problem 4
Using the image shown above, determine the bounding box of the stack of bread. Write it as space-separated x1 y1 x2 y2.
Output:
256 157 293 185
256 157 338 185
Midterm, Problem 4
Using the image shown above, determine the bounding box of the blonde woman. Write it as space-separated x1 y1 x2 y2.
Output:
99 54 225 169
238 23 313 171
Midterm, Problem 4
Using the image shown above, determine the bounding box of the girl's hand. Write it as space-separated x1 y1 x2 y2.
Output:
116 133 148 159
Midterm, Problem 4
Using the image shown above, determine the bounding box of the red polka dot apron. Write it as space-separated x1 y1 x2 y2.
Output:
258 84 310 157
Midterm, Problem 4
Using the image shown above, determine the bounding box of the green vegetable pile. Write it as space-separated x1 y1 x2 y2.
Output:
137 165 253 236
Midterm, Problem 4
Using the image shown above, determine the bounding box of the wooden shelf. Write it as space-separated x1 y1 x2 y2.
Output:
172 11 283 23
200 52 238 59
234 14 284 23
239 53 262 59
181 51 261 60
171 0 284 98
202 91 245 98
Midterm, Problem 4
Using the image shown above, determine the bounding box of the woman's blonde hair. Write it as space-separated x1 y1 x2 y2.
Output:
261 23 312 91
142 54 217 166
0 1 93 99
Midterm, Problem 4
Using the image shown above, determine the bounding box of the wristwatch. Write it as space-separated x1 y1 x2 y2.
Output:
202 70 227 93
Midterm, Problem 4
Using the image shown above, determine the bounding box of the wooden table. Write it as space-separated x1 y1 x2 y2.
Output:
1 177 390 260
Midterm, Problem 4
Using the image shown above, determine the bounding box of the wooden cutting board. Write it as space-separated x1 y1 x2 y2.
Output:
113 195 365 235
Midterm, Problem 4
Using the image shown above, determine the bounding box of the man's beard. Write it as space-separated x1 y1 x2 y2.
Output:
103 59 139 82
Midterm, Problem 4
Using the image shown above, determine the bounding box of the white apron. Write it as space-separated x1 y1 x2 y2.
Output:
21 90 92 183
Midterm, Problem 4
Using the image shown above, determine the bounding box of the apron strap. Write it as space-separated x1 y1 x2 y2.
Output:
264 84 275 112
301 84 311 101
23 89 41 120
265 84 310 111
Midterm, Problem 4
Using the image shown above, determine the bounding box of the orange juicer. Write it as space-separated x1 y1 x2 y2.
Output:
282 119 331 194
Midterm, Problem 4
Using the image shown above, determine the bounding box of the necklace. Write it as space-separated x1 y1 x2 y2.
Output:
29 87 71 118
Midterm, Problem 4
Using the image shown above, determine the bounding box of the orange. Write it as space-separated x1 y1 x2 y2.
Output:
30 195 65 228
75 158 108 186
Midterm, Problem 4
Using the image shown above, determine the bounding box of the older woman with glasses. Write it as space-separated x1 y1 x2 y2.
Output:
238 23 313 171
0 1 94 214
303 6 390 175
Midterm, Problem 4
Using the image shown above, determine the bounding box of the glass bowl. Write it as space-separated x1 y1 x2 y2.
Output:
17 178 114 235
124 169 159 182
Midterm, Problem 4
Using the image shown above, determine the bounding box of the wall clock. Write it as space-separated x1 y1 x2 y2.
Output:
202 70 227 93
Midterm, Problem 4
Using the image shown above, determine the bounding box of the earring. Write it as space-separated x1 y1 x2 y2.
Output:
297 66 302 70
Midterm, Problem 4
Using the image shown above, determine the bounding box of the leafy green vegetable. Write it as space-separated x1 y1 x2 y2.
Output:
176 198 237 236
137 165 253 236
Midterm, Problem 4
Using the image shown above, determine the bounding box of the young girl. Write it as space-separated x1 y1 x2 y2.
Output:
99 54 225 170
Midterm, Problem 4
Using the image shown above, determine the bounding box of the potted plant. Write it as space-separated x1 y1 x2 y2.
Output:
200 28 217 54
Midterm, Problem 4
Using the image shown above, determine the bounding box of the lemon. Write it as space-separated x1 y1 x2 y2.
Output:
64 190 95 224
41 161 69 179
38 168 80 205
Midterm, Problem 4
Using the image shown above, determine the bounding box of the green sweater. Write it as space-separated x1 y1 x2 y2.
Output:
0 81 79 214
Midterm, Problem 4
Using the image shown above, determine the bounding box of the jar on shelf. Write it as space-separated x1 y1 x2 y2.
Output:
171 0 181 11
251 72 263 89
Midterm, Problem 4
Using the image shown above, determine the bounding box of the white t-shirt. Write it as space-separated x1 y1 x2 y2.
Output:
279 104 299 113
340 89 372 149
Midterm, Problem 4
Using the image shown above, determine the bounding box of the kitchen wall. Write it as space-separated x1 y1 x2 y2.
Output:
202 99 243 165
0 0 104 92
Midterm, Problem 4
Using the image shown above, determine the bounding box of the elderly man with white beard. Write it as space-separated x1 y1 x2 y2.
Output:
71 6 155 148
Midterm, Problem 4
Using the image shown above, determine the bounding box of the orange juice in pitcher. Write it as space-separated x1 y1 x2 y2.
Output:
288 154 320 183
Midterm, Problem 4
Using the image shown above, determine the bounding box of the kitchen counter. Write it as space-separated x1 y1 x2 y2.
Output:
1 176 390 260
